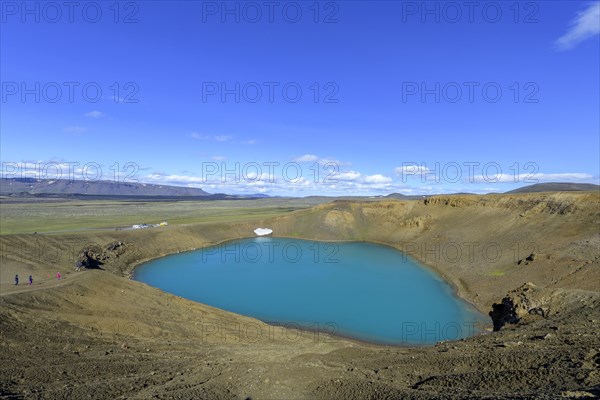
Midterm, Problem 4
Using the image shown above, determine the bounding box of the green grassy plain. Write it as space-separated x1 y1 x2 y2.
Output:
0 198 330 234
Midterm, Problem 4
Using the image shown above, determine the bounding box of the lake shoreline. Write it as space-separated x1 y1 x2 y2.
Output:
132 235 491 346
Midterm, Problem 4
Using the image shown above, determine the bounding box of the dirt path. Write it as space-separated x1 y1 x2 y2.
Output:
0 245 96 297
0 272 82 296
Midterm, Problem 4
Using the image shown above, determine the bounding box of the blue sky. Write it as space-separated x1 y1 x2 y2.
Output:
1 1 599 196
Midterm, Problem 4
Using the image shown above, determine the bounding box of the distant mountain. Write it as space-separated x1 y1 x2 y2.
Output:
385 193 430 200
0 178 210 197
385 193 409 199
4 178 597 200
506 182 600 194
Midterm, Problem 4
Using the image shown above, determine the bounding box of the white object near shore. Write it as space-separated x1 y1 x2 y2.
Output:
254 228 273 236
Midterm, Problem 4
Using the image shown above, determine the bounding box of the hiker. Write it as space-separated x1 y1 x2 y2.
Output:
57 272 61 280
29 275 33 285
14 274 18 285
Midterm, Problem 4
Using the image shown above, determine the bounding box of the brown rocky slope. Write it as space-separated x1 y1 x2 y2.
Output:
1 192 599 399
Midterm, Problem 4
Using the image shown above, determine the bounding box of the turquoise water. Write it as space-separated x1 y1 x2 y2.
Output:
134 237 488 345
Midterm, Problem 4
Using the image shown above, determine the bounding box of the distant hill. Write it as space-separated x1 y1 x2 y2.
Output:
386 184 599 198
506 183 600 194
385 193 410 199
0 178 210 197
385 193 432 200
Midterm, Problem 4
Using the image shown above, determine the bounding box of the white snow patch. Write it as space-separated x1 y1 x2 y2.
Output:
254 228 273 236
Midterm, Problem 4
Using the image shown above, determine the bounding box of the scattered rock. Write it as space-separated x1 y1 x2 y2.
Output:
533 333 553 340
529 306 548 317
499 340 523 347
75 241 131 270
107 241 124 251
560 391 596 398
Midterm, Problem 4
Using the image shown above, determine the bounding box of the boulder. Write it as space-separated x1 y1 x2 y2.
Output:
107 241 124 251
526 253 537 262
489 283 547 331
517 253 538 265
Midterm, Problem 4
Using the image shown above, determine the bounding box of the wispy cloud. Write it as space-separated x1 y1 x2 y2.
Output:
293 154 319 163
472 172 594 183
145 173 206 185
292 154 351 166
394 165 431 175
64 126 87 134
84 110 108 119
137 159 597 196
190 132 204 140
214 135 232 142
191 132 226 141
556 2 600 50
335 171 362 181
1 160 111 180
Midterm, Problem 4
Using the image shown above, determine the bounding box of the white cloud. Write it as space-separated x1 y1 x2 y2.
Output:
393 165 442 183
394 165 431 175
556 2 600 50
334 171 362 181
84 110 107 119
212 156 226 161
244 171 276 183
472 172 593 183
395 188 415 194
364 174 392 184
0 161 111 181
138 163 596 197
293 154 320 163
241 139 257 145
145 173 206 184
292 154 351 167
214 135 232 142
